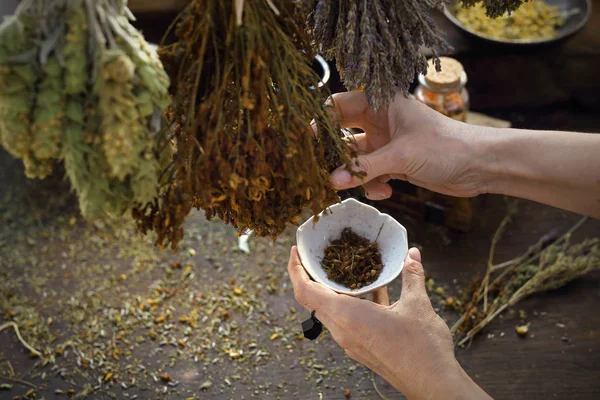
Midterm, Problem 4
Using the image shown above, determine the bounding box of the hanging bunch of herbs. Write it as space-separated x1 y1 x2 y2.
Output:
0 0 172 218
132 0 358 250
306 0 526 110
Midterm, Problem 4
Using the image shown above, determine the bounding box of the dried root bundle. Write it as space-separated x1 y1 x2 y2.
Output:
0 0 172 218
133 0 356 250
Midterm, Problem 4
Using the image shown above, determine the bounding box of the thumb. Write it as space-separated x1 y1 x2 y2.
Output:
399 248 427 301
330 146 394 190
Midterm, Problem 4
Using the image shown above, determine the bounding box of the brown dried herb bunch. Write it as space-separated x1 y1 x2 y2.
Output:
307 0 452 110
133 0 356 250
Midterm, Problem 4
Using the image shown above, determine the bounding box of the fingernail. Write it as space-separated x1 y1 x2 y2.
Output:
367 187 392 201
330 169 352 188
408 247 422 262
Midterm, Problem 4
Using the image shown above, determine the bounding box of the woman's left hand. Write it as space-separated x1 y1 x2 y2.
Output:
287 246 492 399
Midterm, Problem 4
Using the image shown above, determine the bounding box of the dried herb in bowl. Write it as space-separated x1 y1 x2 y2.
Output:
321 228 383 289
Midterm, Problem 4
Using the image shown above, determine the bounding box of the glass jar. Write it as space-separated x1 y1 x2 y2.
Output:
414 57 469 122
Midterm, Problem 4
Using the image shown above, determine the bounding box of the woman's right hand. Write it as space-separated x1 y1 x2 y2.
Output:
329 90 491 200
330 90 600 218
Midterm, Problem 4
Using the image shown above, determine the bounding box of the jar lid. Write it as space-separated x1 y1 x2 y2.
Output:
424 57 465 89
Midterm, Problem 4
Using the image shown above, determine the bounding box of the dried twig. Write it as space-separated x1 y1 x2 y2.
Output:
487 217 588 292
371 371 390 400
0 374 37 389
482 201 518 312
6 361 14 378
0 322 42 357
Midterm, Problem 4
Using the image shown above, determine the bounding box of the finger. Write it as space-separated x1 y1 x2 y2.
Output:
363 181 393 200
399 247 428 301
287 246 338 313
326 92 370 130
376 175 392 184
372 287 390 306
330 145 395 190
343 133 372 154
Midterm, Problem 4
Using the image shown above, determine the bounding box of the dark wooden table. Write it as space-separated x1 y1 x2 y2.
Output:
1 153 599 399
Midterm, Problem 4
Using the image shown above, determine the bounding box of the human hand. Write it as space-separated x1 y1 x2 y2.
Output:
288 246 491 399
328 91 490 200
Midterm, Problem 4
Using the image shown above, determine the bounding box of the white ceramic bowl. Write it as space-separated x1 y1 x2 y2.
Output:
296 198 409 296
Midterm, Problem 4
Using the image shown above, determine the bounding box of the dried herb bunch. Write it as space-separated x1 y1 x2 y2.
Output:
460 0 527 18
133 0 355 250
306 0 452 110
0 0 172 218
451 213 599 346
322 228 383 289
306 0 529 110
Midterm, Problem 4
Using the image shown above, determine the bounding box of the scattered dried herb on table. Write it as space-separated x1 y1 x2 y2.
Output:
322 228 383 289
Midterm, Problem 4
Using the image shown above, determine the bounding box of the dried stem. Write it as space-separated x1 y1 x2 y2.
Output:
482 201 518 313
487 217 588 293
0 375 37 389
457 303 509 347
0 322 42 357
371 371 390 400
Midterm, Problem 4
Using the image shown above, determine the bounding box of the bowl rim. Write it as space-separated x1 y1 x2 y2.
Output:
443 0 592 45
295 198 408 296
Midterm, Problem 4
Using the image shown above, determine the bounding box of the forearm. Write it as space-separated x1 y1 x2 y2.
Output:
473 125 600 218
386 358 492 400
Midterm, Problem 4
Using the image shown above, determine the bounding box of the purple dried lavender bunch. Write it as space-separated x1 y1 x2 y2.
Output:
306 0 527 111
308 0 451 111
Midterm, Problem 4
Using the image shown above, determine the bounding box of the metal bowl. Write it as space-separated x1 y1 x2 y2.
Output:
444 0 591 45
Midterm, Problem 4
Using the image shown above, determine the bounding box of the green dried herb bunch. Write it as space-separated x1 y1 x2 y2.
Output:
134 0 355 250
0 1 56 179
0 0 173 218
451 214 599 346
306 0 451 110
